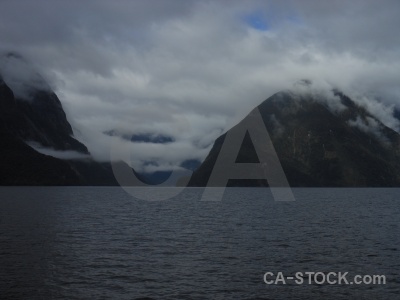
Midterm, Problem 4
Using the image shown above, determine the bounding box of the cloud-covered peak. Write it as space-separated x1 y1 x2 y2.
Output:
1 1 400 172
0 51 51 100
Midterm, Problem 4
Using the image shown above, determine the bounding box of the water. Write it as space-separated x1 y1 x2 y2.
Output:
0 187 399 299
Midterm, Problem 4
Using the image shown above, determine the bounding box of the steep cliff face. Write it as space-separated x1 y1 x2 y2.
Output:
0 76 81 185
0 54 88 153
0 54 134 186
0 130 82 185
189 90 400 187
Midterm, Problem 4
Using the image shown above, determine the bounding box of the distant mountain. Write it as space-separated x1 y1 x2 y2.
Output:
189 89 400 187
104 130 175 144
104 130 200 185
137 159 201 185
0 53 137 185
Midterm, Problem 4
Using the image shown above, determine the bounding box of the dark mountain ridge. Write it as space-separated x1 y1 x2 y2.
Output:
0 77 88 153
2 53 400 187
189 89 400 187
0 54 136 186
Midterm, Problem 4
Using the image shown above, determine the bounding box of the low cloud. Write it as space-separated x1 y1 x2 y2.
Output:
0 52 52 100
290 79 348 114
27 142 91 160
1 1 400 171
347 116 390 145
347 93 400 132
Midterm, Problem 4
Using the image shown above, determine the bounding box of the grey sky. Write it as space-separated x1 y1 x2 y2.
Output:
1 0 400 171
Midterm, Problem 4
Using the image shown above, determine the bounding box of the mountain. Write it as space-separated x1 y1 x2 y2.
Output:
0 75 82 185
0 53 136 186
137 159 201 185
104 130 175 144
104 130 200 185
189 88 400 187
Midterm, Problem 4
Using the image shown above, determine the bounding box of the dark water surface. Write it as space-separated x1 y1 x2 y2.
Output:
0 187 399 299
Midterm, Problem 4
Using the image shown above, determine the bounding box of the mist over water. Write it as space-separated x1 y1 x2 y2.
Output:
0 187 399 299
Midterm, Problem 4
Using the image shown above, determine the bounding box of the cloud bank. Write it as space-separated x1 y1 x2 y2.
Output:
1 0 400 170
27 142 91 160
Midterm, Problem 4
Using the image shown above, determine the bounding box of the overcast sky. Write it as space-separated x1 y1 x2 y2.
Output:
1 0 400 172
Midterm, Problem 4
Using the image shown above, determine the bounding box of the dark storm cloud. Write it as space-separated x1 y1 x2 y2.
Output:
1 0 400 170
